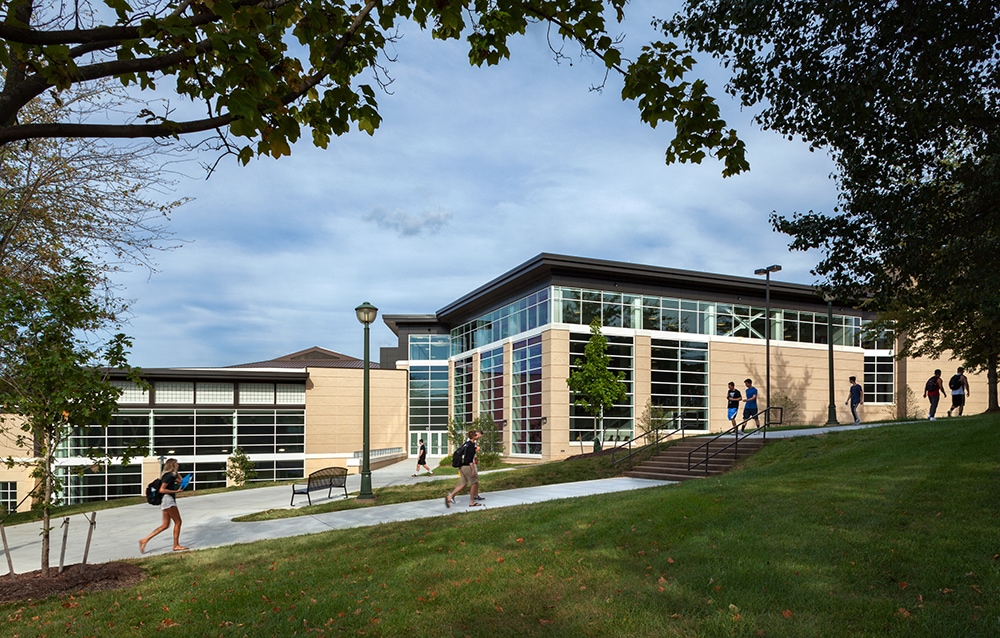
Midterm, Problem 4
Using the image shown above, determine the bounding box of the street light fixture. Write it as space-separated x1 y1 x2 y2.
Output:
754 265 781 426
824 295 840 425
355 301 378 500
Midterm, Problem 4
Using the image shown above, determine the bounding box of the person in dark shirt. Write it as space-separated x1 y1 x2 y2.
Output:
445 430 482 508
412 439 433 477
139 458 188 553
725 381 742 430
845 376 864 425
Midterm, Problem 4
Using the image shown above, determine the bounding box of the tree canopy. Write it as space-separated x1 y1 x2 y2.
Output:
0 259 140 576
667 0 1000 410
0 0 748 173
1 83 183 296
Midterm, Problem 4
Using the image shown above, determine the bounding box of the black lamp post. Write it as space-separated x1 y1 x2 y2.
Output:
754 264 781 425
355 301 378 500
825 297 840 425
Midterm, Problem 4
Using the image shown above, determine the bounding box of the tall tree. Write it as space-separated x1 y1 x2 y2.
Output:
0 0 748 174
666 0 1000 410
0 259 140 576
566 317 627 452
1 84 184 295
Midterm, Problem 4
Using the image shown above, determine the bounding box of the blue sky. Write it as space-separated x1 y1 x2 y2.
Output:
114 2 840 368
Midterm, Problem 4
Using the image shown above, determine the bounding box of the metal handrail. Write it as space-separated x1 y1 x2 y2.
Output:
687 406 784 475
611 412 696 467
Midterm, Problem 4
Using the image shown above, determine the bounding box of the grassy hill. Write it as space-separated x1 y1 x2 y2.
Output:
4 417 998 637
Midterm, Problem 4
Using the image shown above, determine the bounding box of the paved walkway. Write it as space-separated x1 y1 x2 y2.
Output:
2 422 899 574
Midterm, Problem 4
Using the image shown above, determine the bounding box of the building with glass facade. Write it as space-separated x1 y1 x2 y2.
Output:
0 348 407 511
1 255 983 512
381 254 983 462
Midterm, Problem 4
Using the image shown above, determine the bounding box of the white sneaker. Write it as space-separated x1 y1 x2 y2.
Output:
929 416 936 421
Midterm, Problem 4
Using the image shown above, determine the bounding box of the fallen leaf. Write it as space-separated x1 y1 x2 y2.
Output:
782 609 793 619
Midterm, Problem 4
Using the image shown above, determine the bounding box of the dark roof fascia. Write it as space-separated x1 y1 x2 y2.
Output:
108 368 310 383
435 253 849 326
381 314 445 336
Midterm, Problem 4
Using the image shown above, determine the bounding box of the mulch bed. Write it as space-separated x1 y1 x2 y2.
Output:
0 562 145 604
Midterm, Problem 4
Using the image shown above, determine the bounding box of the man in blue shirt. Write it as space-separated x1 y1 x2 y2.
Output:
742 378 760 432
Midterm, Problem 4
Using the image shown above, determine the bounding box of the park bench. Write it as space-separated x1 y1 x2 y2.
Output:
290 467 349 506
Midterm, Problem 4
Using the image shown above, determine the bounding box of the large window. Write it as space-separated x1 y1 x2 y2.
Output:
58 464 142 504
0 482 17 514
568 333 634 444
409 334 451 360
235 410 306 456
479 346 504 426
409 365 449 428
511 336 543 456
864 355 895 404
451 289 550 353
553 286 863 347
452 357 474 426
55 406 305 504
650 339 709 431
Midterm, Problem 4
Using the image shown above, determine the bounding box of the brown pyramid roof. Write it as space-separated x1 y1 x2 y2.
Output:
227 346 379 369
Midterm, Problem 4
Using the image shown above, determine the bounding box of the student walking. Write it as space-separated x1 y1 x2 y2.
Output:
845 376 864 425
412 439 433 477
445 430 482 508
139 458 189 553
923 369 945 420
725 381 742 431
947 367 970 417
742 379 760 432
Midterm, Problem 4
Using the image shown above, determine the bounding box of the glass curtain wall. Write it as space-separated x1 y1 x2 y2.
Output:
510 336 543 455
54 381 307 504
553 286 863 347
407 335 451 455
479 346 504 429
408 365 450 455
650 339 709 430
452 357 474 428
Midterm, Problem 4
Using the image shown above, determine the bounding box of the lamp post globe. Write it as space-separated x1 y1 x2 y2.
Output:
355 302 378 500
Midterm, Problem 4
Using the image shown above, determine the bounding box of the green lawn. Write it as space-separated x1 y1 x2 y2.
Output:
4 416 998 637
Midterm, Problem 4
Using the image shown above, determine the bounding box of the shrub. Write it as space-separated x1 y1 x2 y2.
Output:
226 447 257 486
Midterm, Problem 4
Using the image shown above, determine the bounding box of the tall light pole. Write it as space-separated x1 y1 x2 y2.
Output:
355 301 378 500
754 265 781 425
825 296 840 425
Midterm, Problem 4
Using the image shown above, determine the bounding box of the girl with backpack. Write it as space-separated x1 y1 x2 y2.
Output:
139 458 189 553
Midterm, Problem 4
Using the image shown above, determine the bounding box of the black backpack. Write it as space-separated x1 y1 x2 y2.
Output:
145 478 163 505
924 377 938 393
948 374 963 390
451 442 467 468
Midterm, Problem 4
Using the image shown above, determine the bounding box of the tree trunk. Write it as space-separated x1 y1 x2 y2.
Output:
986 353 999 413
41 444 53 577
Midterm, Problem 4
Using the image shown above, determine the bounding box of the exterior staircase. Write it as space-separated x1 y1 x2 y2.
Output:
624 436 767 482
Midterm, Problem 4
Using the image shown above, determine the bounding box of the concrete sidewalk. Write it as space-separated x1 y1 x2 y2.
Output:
1 458 668 574
2 421 900 574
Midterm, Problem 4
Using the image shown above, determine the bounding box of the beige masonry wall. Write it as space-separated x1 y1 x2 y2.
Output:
899 355 988 419
542 329 572 459
304 367 407 475
0 415 35 513
708 340 866 431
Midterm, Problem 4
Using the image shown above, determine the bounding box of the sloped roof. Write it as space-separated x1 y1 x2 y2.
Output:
227 346 380 369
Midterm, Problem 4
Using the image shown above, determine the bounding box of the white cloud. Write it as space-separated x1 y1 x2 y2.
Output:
112 1 841 367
